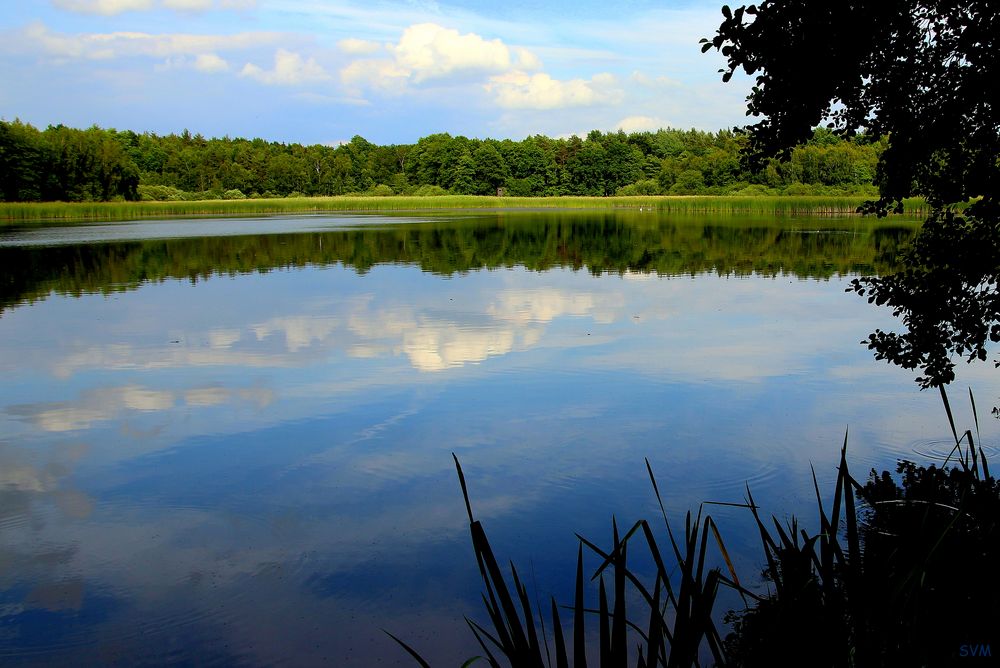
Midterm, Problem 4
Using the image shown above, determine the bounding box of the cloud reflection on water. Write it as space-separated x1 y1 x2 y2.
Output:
0 259 998 665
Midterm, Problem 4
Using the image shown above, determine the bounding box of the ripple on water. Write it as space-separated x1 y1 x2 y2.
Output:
0 496 304 664
547 456 783 509
682 458 783 502
909 437 1000 462
859 436 1000 473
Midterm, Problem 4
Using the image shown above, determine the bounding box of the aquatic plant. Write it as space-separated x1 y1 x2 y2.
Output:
0 195 929 225
389 388 997 666
389 454 742 667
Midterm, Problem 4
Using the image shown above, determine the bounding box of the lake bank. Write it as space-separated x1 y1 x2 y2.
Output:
0 194 930 224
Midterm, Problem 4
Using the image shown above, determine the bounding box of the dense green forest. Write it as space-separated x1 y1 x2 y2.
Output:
0 120 883 203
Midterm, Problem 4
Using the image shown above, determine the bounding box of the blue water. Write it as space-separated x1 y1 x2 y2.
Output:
0 212 994 665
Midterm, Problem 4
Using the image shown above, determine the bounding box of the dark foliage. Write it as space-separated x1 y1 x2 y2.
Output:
850 207 1000 388
0 119 882 202
705 1 1000 390
702 0 1000 215
724 398 998 667
855 455 999 666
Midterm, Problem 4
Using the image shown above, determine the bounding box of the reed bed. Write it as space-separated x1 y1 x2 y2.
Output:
0 195 930 225
390 387 997 667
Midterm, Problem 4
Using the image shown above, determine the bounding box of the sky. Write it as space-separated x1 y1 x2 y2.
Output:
0 0 753 146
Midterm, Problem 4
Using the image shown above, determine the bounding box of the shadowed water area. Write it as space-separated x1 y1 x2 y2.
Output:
0 210 996 665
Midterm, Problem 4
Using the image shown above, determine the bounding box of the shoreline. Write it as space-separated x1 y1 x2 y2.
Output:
0 194 930 225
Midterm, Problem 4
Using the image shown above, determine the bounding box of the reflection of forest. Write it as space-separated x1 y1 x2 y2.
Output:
0 214 918 311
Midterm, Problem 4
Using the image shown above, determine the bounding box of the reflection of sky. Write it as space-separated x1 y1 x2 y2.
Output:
1 258 999 664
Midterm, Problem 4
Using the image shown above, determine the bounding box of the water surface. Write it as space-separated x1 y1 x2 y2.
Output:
0 211 994 665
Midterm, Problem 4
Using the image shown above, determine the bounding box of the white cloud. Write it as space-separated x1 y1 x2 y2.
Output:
337 38 382 56
486 71 620 110
337 22 622 111
392 23 520 83
21 22 285 61
513 47 542 71
241 49 331 86
340 22 543 94
194 52 229 73
52 0 153 14
340 59 409 94
615 115 670 132
162 0 212 9
52 0 254 12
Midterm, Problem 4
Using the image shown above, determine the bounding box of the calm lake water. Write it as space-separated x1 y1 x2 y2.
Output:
1 210 997 665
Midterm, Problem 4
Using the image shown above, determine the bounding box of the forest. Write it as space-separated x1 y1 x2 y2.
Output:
0 119 883 203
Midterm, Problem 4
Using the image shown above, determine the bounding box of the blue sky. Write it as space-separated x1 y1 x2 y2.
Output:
0 0 752 145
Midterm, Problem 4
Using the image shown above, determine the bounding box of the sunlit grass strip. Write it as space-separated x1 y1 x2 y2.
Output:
0 195 930 224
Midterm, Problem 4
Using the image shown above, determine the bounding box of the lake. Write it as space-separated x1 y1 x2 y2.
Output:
0 210 996 665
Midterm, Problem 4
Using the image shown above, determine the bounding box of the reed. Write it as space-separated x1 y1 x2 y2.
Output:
387 455 742 667
388 388 997 667
0 195 930 225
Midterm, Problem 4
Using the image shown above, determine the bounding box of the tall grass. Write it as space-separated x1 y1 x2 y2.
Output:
0 195 930 225
387 455 742 667
389 387 997 666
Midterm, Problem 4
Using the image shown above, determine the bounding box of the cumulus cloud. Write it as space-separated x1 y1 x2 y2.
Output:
194 52 229 73
615 115 670 132
241 49 331 86
392 23 522 82
337 38 382 56
340 22 543 93
340 58 409 93
486 71 621 110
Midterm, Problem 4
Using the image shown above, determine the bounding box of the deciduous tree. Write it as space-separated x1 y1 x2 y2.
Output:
705 1 1000 389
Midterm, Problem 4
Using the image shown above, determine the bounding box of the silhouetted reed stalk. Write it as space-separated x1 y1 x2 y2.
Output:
389 387 997 666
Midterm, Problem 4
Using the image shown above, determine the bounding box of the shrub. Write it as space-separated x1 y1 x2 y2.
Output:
411 184 450 196
616 179 662 196
367 184 394 197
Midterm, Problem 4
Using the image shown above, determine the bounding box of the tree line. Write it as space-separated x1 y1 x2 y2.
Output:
0 119 884 203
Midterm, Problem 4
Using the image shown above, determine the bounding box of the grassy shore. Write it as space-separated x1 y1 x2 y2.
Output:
0 194 930 224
